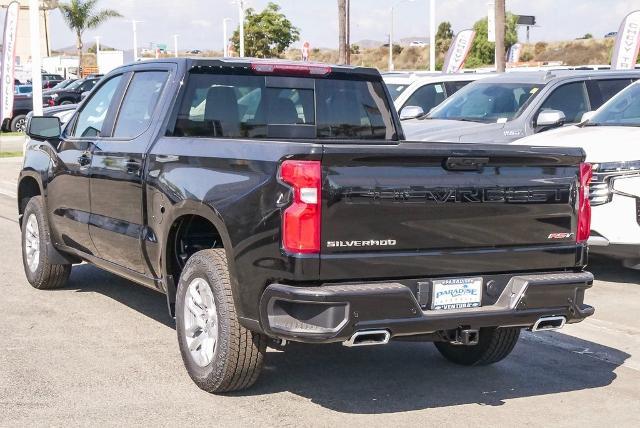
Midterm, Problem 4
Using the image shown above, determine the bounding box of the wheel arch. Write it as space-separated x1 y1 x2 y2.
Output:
161 201 235 316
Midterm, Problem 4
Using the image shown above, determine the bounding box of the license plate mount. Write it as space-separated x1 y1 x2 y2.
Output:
431 277 483 310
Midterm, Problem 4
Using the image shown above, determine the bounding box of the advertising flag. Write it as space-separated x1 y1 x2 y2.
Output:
611 11 640 70
1 1 20 127
443 29 476 73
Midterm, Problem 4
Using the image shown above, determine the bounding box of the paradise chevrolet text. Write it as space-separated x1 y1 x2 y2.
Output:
18 58 594 393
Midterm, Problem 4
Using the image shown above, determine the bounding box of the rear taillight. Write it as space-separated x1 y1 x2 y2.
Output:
577 162 593 243
279 160 322 254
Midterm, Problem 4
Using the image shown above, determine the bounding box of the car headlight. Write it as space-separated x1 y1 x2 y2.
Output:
49 93 58 99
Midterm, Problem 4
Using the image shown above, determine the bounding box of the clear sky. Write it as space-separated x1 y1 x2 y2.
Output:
5 0 640 51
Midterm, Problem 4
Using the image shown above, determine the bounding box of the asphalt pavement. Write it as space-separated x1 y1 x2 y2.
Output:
0 157 638 427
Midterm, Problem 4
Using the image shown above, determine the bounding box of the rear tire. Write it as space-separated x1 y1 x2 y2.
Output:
434 327 520 366
10 114 26 132
175 249 267 393
21 196 71 290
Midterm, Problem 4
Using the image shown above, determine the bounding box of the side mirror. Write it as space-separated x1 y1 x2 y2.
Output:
581 111 596 123
80 91 90 101
536 109 566 129
399 105 425 120
27 116 61 141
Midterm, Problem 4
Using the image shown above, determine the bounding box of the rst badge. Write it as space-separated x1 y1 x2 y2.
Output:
548 232 575 240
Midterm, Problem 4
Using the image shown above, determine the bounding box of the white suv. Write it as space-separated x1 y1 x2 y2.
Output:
514 81 640 267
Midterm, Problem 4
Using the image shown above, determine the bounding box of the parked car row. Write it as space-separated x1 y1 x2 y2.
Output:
388 69 640 267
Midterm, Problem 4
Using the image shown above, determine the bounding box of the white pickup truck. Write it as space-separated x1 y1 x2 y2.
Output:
514 81 640 267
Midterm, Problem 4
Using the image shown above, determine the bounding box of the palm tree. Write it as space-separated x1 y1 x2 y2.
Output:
58 0 122 73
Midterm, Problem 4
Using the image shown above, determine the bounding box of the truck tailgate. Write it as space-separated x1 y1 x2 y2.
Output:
320 142 586 280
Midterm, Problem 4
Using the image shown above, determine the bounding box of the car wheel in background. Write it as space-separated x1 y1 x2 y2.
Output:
10 114 27 133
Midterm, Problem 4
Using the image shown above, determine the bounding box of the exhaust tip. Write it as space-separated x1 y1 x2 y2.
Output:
343 329 391 347
531 316 566 332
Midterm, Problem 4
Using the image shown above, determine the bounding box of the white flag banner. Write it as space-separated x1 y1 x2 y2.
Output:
611 10 640 70
487 2 496 43
507 43 523 63
1 1 20 126
443 29 476 73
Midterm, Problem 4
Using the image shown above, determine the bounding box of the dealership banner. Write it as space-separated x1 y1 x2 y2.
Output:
611 10 640 70
507 43 523 63
1 1 20 125
443 29 476 73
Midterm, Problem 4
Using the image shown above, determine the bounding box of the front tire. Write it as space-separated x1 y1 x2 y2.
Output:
434 327 520 366
21 196 71 289
175 249 267 393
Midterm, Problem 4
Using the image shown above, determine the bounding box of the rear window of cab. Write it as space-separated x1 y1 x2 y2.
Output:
169 71 397 140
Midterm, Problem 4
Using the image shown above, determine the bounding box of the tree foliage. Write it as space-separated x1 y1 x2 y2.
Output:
58 0 122 68
231 2 300 58
466 12 518 68
435 21 454 54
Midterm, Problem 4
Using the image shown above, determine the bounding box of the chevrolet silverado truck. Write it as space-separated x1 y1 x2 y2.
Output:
18 58 594 393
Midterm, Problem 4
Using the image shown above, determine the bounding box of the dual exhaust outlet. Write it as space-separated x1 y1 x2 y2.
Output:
341 316 566 347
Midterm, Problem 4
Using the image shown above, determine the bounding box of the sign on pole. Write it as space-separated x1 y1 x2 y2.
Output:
443 29 476 73
507 43 523 63
487 1 496 43
611 11 640 70
1 1 20 128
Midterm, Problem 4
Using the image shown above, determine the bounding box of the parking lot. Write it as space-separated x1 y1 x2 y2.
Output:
0 156 638 426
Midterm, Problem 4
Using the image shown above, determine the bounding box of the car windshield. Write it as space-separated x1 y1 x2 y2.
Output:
386 83 410 100
52 79 73 89
427 82 544 123
587 83 640 127
65 79 84 90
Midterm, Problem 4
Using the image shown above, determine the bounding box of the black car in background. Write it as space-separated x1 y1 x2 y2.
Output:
43 76 101 106
41 74 65 89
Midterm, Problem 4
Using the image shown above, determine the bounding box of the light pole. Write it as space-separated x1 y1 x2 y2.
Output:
95 36 101 55
389 0 415 71
173 34 179 58
429 0 436 71
223 18 231 57
237 0 245 57
132 20 143 61
29 0 43 117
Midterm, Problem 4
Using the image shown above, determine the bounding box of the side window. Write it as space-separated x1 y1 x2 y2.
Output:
403 83 446 114
539 82 589 123
445 80 471 96
80 79 97 92
592 79 632 110
72 75 122 138
113 71 168 138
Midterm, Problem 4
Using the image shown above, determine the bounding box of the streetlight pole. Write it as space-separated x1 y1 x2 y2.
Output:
173 34 179 57
429 0 436 71
389 0 414 71
223 18 231 57
132 20 142 62
29 0 43 117
237 0 245 57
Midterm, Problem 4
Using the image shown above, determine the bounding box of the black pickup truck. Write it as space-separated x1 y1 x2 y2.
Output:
19 58 594 393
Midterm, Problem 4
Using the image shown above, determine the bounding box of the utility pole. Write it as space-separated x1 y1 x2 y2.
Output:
338 0 347 64
223 18 231 57
429 0 436 71
238 0 245 57
495 0 506 72
173 34 179 58
345 0 350 64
